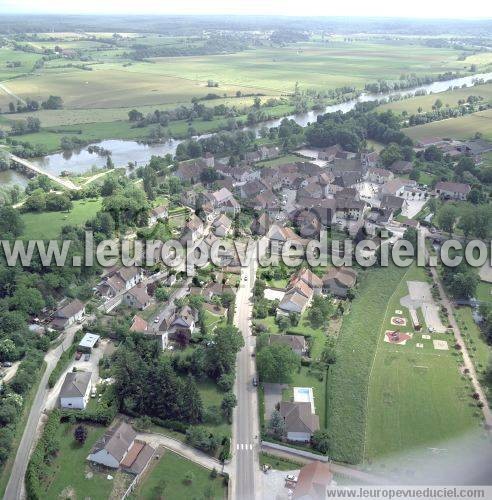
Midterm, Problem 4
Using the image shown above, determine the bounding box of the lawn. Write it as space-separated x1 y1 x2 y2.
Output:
404 108 492 142
42 422 126 499
257 154 303 168
21 197 102 239
364 265 480 468
135 449 226 500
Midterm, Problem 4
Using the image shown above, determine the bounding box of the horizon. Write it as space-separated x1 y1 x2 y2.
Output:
1 0 492 20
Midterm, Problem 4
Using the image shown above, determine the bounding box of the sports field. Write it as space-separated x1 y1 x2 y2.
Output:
326 263 480 466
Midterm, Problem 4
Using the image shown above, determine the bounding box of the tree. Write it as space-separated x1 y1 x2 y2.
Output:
0 339 16 361
217 372 234 392
128 109 143 122
379 143 403 167
312 430 330 454
256 344 300 383
320 338 337 366
0 206 24 237
74 425 88 444
204 325 244 379
437 205 457 234
181 374 204 424
221 392 237 422
41 95 63 109
268 409 286 438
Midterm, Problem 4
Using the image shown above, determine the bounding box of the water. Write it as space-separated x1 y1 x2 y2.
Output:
0 169 29 189
5 71 492 184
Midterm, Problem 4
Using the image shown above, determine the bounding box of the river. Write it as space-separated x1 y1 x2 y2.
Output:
4 71 492 185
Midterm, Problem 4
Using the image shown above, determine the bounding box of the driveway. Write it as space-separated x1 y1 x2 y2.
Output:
261 468 298 500
263 383 287 421
402 199 426 219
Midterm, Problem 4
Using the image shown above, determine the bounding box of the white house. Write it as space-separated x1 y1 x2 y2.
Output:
435 181 471 201
149 205 168 225
59 371 92 410
52 299 85 330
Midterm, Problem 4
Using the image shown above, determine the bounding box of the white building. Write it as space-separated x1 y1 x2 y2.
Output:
59 371 92 410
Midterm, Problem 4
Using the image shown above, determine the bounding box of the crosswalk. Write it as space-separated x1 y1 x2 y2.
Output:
236 443 254 451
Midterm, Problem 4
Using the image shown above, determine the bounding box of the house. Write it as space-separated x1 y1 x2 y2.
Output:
416 137 446 149
366 167 394 184
279 401 319 442
97 266 143 298
361 151 380 169
297 182 323 199
149 205 168 225
318 144 343 162
251 190 281 214
52 299 85 330
334 196 367 223
211 187 241 215
293 462 334 500
59 371 92 410
278 290 311 315
250 212 271 236
87 422 137 469
180 214 204 244
163 305 197 347
240 180 267 199
435 181 471 201
322 267 357 298
268 334 307 356
123 284 151 310
268 224 305 246
78 333 100 353
380 194 405 213
130 315 149 333
380 178 418 198
290 268 323 295
212 214 233 237
389 160 413 175
175 160 206 183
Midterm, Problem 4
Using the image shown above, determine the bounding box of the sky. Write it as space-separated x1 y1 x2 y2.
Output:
0 0 491 19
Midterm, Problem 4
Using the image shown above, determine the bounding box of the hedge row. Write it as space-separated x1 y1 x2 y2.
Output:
26 409 61 500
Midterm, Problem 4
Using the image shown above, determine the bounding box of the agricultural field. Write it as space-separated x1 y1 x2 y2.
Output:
0 47 42 80
404 108 492 142
134 450 226 500
21 197 102 239
378 83 492 115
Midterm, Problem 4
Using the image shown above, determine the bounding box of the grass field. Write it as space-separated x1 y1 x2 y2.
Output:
326 263 480 466
21 197 102 239
378 83 492 115
135 450 226 500
404 108 492 142
0 47 42 80
364 266 479 469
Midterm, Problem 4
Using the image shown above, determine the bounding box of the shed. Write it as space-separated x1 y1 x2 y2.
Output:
78 333 100 352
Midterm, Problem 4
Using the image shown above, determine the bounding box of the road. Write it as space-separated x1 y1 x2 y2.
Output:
0 82 26 106
231 240 262 500
4 324 80 500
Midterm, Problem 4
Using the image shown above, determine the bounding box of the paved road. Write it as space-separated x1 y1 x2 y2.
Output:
4 324 80 500
231 241 261 500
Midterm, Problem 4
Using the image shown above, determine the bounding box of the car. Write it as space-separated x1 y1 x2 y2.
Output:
84 353 90 361
252 377 258 387
90 388 97 398
286 474 298 482
243 275 248 281
154 317 160 323
75 351 82 360
2 362 12 368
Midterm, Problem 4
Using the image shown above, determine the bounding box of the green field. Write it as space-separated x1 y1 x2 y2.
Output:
364 266 479 468
378 83 492 115
0 47 42 80
135 450 226 500
21 197 102 239
326 263 480 465
404 108 492 142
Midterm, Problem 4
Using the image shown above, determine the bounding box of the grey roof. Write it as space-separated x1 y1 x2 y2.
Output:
60 371 91 398
279 401 319 434
91 422 137 462
56 299 85 319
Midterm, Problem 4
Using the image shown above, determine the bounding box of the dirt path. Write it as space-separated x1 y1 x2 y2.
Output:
429 265 492 429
